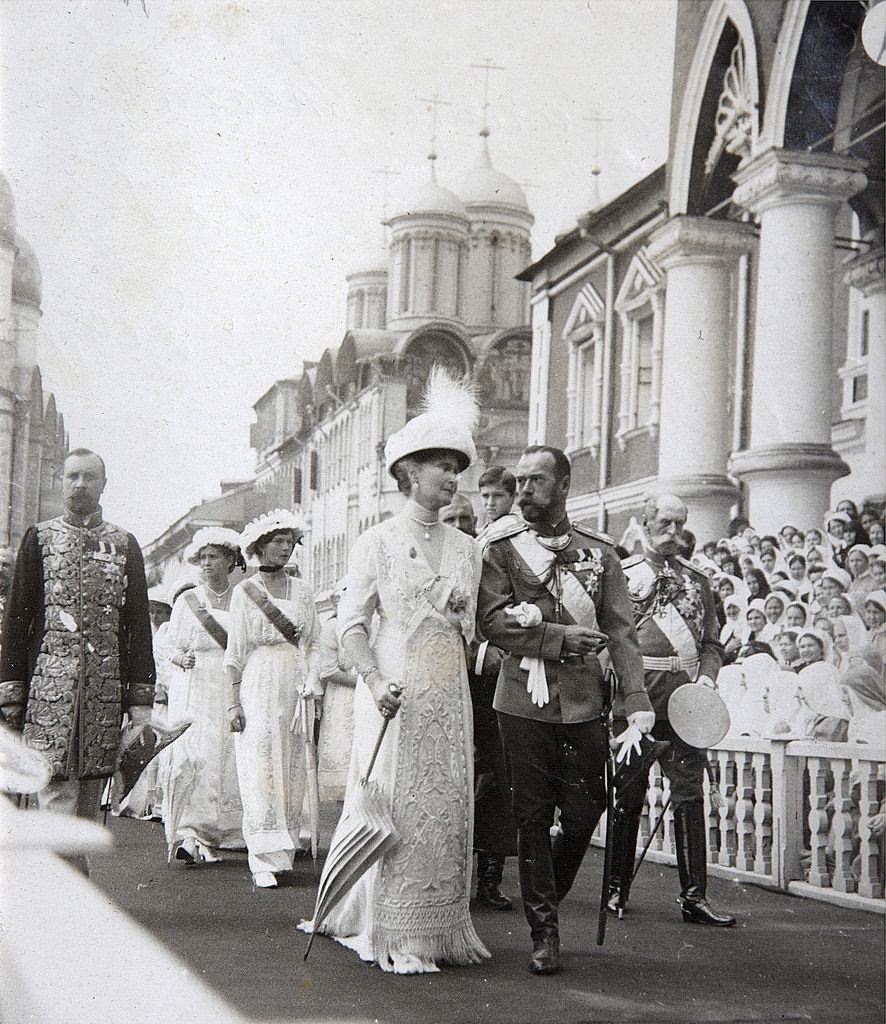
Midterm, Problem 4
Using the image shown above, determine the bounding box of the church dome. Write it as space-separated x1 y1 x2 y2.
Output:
0 172 16 249
461 135 528 211
12 234 41 306
390 162 467 220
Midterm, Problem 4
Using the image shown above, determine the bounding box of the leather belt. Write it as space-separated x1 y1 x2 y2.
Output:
642 655 699 674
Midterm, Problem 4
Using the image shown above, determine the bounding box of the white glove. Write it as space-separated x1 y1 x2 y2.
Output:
614 721 644 765
520 657 549 707
626 709 655 735
505 603 543 628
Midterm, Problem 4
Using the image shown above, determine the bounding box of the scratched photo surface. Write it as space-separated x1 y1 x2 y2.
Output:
1 2 884 1023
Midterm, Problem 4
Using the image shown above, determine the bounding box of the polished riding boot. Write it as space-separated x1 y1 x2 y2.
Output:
674 801 736 927
475 850 512 911
606 806 642 916
552 828 592 903
518 827 560 974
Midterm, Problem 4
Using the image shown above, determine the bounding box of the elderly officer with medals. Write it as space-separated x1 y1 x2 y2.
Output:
607 493 735 927
477 445 654 976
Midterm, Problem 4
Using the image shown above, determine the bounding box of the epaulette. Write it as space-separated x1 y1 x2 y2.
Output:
478 513 528 548
572 521 615 545
620 552 645 569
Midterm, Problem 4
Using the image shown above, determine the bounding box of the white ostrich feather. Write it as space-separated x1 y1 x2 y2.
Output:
421 365 480 433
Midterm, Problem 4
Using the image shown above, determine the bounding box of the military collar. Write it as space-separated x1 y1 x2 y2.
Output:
533 515 572 551
62 507 104 529
643 542 679 571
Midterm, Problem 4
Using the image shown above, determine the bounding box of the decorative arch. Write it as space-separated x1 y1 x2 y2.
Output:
477 327 531 408
759 0 810 150
397 322 472 412
335 333 358 399
314 349 337 419
669 0 761 216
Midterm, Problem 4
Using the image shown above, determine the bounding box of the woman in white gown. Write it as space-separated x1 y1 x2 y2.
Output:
304 369 490 975
163 528 245 864
225 510 323 889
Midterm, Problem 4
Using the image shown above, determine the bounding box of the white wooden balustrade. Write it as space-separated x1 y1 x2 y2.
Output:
592 737 885 913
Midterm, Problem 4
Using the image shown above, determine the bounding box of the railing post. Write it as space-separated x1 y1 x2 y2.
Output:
770 739 802 889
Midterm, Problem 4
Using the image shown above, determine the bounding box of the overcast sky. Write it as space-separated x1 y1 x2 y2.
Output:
2 0 676 541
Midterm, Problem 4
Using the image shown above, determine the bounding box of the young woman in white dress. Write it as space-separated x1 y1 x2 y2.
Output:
302 369 490 975
163 528 245 864
225 510 323 889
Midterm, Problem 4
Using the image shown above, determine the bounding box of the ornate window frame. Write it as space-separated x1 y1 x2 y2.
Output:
614 249 664 451
563 283 606 457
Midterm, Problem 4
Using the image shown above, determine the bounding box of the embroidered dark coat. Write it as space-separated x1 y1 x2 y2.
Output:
0 512 156 780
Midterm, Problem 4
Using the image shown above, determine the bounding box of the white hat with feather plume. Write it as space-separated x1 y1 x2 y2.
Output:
384 366 479 476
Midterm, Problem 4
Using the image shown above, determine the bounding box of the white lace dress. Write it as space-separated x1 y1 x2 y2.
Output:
315 515 490 969
224 573 322 875
163 587 245 856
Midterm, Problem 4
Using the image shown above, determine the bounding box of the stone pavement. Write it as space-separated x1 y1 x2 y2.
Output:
90 809 885 1024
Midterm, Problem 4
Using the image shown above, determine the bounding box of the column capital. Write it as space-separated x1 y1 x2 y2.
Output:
732 147 867 215
844 246 886 297
646 215 756 270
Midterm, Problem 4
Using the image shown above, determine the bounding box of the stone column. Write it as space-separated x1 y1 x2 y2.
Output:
646 216 755 542
730 148 867 533
844 245 885 494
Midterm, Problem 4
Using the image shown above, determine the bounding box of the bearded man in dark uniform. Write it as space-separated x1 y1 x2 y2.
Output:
477 445 654 975
608 493 735 927
0 448 155 835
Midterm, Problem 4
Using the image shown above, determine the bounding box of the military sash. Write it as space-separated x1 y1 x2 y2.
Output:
243 579 301 647
508 530 600 631
184 591 228 650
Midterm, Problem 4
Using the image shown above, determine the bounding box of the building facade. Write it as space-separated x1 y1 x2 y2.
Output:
0 172 69 555
250 134 535 595
522 0 885 541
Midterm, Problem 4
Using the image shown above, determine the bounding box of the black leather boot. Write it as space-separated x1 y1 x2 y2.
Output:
517 827 560 974
606 805 642 916
552 827 593 903
674 801 735 927
475 850 512 911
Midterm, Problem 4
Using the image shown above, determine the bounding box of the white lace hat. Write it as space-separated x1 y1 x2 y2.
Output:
240 508 307 560
184 527 243 565
384 366 479 477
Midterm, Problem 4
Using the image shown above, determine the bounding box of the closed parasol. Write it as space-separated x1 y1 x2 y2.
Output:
301 717 397 961
294 696 321 864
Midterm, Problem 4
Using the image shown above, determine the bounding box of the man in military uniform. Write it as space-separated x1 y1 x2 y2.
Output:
0 448 156 835
478 445 654 975
608 493 735 927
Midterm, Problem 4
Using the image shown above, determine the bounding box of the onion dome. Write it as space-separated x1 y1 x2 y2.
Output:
461 134 528 211
0 172 16 250
390 160 467 220
12 234 41 307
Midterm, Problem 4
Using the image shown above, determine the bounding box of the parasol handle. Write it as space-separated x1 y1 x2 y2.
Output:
362 718 390 784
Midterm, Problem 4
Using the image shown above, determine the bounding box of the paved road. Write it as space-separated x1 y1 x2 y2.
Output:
90 810 884 1024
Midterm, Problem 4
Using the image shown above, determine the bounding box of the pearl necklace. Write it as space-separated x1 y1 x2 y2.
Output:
404 509 439 541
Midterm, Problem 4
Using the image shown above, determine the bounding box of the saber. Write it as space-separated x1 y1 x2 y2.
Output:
596 743 616 945
630 792 672 886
